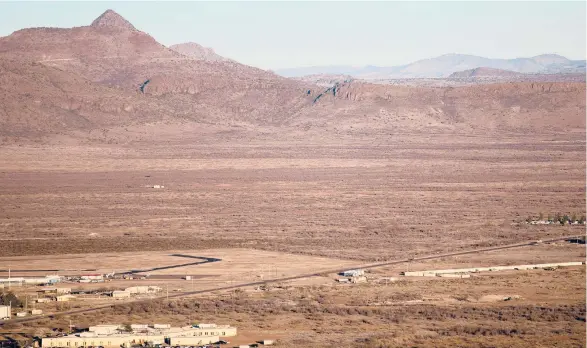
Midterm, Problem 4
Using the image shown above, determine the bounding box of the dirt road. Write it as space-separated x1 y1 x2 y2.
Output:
0 234 582 327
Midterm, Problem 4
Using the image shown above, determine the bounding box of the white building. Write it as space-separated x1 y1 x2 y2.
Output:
81 274 103 281
124 286 162 294
56 295 75 302
0 305 10 319
341 269 365 277
42 323 237 348
89 325 120 335
112 291 131 298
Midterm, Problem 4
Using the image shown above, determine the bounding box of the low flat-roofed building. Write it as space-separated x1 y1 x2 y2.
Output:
111 291 131 298
169 336 219 346
166 325 237 337
0 278 25 285
40 287 58 293
341 269 364 277
124 286 162 294
195 323 217 328
42 334 166 347
351 276 367 284
56 295 75 302
0 305 10 318
41 323 236 348
89 325 120 335
81 274 103 281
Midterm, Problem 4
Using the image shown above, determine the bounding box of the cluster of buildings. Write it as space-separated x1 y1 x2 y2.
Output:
41 323 237 347
111 286 162 299
77 274 105 283
0 275 61 287
0 305 43 319
336 269 367 284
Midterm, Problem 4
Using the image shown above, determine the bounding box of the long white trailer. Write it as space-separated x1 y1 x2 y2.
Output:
402 261 585 277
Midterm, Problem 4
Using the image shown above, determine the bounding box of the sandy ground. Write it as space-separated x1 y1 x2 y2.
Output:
0 134 584 347
0 134 584 262
0 249 356 292
3 249 583 347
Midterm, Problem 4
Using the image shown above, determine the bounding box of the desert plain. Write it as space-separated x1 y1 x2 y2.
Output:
0 7 585 348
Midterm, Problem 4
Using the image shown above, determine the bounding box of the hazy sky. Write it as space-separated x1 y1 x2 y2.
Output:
0 1 585 70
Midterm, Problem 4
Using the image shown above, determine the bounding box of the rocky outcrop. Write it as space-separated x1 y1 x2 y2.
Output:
90 9 138 31
169 42 229 62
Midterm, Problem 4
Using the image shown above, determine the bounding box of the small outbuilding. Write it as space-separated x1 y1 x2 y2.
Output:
351 276 367 284
340 269 365 277
56 295 75 302
112 291 131 298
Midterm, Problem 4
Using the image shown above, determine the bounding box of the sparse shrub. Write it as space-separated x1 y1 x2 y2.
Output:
0 291 22 308
554 212 561 222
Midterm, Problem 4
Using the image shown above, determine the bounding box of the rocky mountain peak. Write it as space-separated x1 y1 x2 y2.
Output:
90 9 137 31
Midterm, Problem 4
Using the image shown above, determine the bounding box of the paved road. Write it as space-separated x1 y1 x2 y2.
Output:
0 234 582 327
0 254 221 276
119 254 222 275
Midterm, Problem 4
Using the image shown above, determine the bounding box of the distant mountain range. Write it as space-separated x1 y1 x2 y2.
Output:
0 9 584 142
276 54 586 79
448 67 523 78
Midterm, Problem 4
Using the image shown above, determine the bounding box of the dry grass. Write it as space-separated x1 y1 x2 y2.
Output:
0 134 584 261
5 267 583 347
0 133 584 347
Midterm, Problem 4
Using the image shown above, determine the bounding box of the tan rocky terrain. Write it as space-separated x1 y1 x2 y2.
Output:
449 67 523 78
0 10 585 142
169 42 230 62
0 10 314 141
0 9 585 348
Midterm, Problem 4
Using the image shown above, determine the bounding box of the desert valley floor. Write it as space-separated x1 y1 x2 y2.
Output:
1 133 584 259
0 133 585 347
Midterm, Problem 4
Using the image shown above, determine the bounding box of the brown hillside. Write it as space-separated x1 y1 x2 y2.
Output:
169 42 229 62
0 9 584 142
449 67 522 78
304 81 586 133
